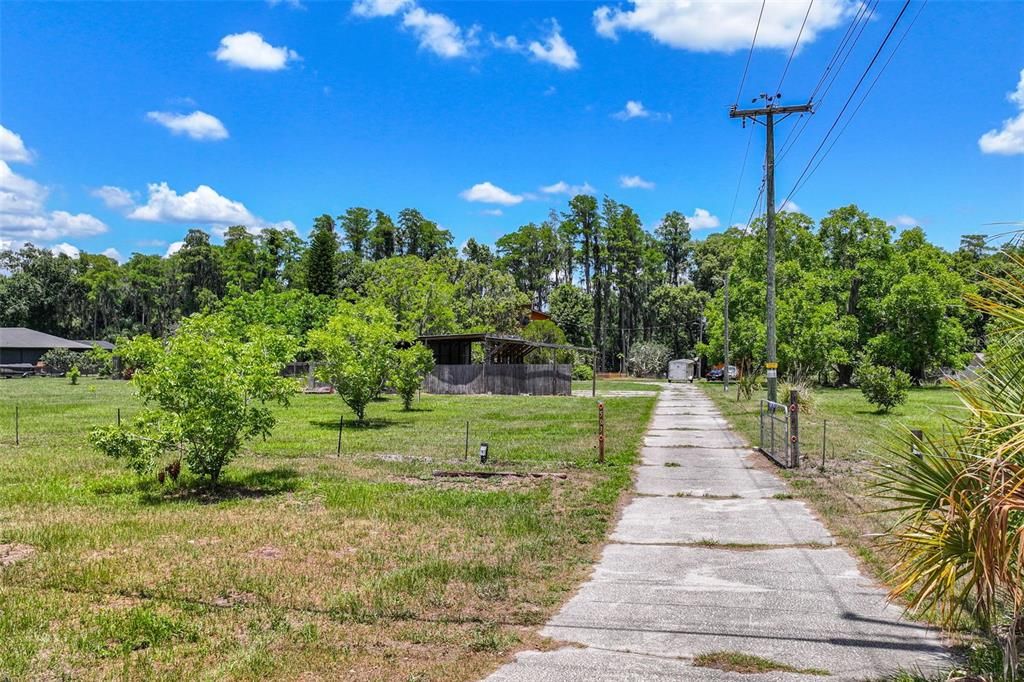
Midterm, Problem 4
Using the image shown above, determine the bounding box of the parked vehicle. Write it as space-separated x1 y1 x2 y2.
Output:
706 365 738 381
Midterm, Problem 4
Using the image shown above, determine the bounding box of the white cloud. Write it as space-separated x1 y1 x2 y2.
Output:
979 68 1024 156
893 214 918 227
613 99 670 122
352 0 412 17
402 7 478 58
165 241 185 257
544 85 557 96
459 181 523 205
527 20 579 70
146 111 229 141
214 32 300 71
101 247 124 263
0 161 108 242
614 100 648 119
540 180 596 196
91 185 137 209
594 0 855 53
51 243 81 258
778 199 801 213
128 182 255 224
123 181 293 232
481 208 503 216
687 208 720 230
619 175 655 190
0 125 33 163
267 0 305 9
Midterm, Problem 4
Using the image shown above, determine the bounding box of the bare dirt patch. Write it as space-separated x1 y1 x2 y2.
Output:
0 543 35 567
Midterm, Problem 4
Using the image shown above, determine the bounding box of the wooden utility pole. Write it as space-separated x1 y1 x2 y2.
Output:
730 95 813 403
723 273 730 392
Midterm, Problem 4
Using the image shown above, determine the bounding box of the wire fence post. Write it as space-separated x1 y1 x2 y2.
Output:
598 401 605 464
464 420 469 460
15 404 19 446
910 429 923 459
117 407 121 427
820 419 827 471
336 415 344 456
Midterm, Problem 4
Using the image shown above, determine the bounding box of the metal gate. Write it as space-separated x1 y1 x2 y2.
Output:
759 399 795 468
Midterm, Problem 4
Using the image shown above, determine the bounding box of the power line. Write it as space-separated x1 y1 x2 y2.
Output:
734 0 767 106
808 0 875 102
784 0 927 204
777 0 877 164
776 0 815 95
780 0 913 209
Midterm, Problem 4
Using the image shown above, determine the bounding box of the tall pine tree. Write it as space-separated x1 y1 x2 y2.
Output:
305 214 340 296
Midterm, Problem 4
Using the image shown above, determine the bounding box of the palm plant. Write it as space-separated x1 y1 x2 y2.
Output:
874 254 1024 677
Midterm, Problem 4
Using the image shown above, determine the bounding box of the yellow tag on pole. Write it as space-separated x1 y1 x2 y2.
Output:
765 362 778 369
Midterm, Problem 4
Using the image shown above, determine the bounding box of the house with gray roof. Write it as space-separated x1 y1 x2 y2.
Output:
0 328 92 365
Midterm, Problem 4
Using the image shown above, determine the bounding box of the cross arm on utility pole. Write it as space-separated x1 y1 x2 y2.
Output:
730 102 814 118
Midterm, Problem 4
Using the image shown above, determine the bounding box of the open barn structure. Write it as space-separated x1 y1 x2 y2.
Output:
418 333 595 396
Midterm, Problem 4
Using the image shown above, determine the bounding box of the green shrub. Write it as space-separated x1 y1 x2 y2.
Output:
77 345 113 376
39 347 76 373
67 365 80 385
737 370 761 400
780 379 817 415
572 363 593 381
854 362 910 413
627 342 670 378
391 343 435 411
90 314 297 483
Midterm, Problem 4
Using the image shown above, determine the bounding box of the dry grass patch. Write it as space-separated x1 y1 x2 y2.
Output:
0 543 35 567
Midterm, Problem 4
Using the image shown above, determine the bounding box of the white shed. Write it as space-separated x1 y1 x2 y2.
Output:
668 358 696 383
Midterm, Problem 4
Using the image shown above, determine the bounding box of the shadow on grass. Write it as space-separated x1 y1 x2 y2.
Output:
136 467 303 505
309 418 398 431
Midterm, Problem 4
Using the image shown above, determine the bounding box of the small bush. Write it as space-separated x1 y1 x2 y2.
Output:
391 343 434 411
627 342 670 378
737 371 761 400
854 362 910 413
67 366 80 385
572 363 593 381
77 345 113 376
780 379 817 415
40 347 76 373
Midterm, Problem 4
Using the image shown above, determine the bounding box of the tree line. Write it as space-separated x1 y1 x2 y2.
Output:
0 196 1004 380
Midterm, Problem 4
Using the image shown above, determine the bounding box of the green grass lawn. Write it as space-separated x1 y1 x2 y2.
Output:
0 377 655 680
571 378 662 394
700 382 962 580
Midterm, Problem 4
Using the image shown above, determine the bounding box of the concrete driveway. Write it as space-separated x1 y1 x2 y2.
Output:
486 382 949 681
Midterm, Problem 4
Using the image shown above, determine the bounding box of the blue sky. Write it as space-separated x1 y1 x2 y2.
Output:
1 0 1022 260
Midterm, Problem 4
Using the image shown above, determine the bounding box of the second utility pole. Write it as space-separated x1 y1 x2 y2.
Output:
730 94 813 403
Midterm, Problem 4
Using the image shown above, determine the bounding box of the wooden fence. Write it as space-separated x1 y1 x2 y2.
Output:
423 363 571 396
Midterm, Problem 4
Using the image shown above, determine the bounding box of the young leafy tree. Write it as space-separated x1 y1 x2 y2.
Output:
90 314 297 483
854 361 910 412
304 214 340 296
308 302 398 422
391 343 435 410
